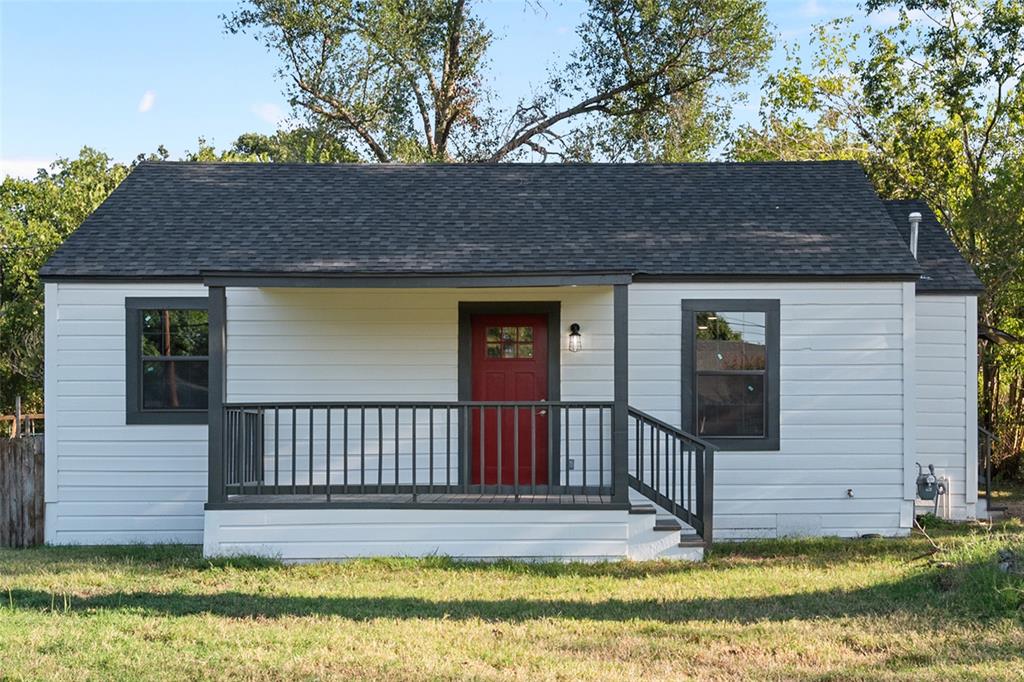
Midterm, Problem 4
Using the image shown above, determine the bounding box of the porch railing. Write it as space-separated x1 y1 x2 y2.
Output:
220 401 616 502
628 408 715 543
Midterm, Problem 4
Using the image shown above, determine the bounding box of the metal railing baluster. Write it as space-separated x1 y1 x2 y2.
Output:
513 405 519 499
308 406 314 492
478 405 485 494
325 407 331 501
599 407 604 493
582 407 588 492
445 406 452 493
462 405 470 494
378 406 384 493
530 406 537 495
411 406 417 501
564 406 570 494
360 407 366 493
291 407 297 495
394 406 400 491
496 405 502 491
257 407 264 496
429 406 435 495
274 407 280 495
343 407 349 494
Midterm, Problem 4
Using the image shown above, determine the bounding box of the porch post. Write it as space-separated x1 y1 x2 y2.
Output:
207 285 226 505
612 283 629 504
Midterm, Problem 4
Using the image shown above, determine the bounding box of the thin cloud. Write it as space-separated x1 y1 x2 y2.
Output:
799 0 824 17
138 90 156 113
868 7 926 27
251 102 285 125
1 157 55 179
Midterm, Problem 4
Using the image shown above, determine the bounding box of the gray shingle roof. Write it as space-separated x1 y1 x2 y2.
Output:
41 160 926 281
882 200 983 293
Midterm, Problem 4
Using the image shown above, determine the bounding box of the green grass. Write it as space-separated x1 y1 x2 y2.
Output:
988 480 1024 502
2 524 1023 681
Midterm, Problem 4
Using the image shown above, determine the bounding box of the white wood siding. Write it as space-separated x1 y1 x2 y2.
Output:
628 282 910 539
915 294 978 519
44 282 210 544
225 287 615 489
203 507 704 561
48 280 948 546
226 287 613 401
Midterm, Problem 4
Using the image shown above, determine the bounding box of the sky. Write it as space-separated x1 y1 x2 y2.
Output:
0 0 897 178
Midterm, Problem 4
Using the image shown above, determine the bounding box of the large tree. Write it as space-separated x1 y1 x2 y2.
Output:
0 130 353 414
0 149 140 412
225 0 772 162
731 0 1024 475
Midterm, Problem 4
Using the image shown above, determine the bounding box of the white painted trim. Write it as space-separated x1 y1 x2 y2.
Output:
43 283 59 543
203 507 703 562
902 282 917 501
965 295 978 505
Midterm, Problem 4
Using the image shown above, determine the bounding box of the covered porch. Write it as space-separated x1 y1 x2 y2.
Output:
202 273 714 546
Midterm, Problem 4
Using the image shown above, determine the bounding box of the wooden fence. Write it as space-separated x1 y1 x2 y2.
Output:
1 435 45 548
2 396 44 438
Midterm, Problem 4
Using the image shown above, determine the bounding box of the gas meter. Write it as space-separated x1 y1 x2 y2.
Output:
915 463 947 516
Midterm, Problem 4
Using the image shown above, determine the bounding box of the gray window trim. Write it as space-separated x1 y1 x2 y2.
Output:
202 272 632 289
125 296 210 425
681 299 780 451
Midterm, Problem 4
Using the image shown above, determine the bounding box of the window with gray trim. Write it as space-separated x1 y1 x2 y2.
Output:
682 300 780 451
126 297 209 425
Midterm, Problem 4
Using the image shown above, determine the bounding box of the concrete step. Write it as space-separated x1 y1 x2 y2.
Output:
629 503 656 515
678 533 704 548
653 517 682 532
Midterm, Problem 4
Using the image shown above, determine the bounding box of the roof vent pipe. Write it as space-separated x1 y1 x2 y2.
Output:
908 212 922 260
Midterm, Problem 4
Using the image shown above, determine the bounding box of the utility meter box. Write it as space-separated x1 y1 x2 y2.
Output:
916 463 939 500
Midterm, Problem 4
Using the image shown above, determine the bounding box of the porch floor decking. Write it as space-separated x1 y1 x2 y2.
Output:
216 491 618 509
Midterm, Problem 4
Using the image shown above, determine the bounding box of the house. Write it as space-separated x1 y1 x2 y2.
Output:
38 161 983 561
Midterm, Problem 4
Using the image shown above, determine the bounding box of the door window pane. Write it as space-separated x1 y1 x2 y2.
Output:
483 326 536 359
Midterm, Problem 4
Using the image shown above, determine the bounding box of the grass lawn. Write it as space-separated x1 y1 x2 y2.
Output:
988 480 1024 520
2 524 1023 681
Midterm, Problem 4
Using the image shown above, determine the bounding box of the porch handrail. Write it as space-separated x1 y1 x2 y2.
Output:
627 407 715 544
218 400 617 504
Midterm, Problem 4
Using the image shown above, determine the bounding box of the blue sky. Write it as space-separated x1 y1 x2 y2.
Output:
0 0 893 177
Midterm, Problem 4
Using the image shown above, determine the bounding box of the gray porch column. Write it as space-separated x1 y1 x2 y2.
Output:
207 285 226 505
612 283 629 503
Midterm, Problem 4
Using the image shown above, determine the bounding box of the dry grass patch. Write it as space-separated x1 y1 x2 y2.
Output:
1 523 1022 680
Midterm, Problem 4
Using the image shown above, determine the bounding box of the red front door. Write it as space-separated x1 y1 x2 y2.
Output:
471 314 549 486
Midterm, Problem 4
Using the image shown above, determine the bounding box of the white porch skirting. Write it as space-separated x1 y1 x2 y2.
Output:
203 508 703 562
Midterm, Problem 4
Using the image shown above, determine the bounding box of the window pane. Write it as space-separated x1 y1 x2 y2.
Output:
501 327 516 343
502 341 516 358
486 327 500 342
696 311 766 371
518 327 533 343
697 374 765 437
486 342 501 358
519 343 534 358
142 360 209 410
141 309 209 357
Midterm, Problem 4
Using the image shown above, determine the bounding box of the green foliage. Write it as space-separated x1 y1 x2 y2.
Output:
0 130 355 413
193 127 359 163
0 148 141 412
730 0 1024 474
225 0 773 162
